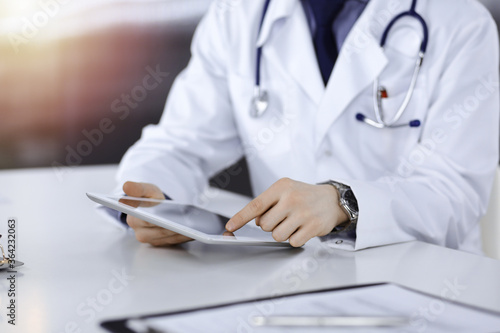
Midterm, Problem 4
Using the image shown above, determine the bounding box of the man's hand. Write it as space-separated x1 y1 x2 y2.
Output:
225 178 349 247
122 181 192 246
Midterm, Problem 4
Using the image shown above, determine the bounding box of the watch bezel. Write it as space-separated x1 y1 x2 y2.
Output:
321 181 359 223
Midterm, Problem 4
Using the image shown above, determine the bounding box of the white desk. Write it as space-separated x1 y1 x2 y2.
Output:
0 165 499 333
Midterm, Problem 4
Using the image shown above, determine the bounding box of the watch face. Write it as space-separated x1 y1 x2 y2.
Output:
344 189 359 211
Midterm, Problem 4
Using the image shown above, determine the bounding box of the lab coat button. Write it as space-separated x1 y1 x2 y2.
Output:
335 240 343 245
324 150 332 157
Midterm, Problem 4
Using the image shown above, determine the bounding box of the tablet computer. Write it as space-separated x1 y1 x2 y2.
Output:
87 193 290 247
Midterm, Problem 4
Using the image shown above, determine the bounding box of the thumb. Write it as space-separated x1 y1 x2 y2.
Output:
122 181 164 200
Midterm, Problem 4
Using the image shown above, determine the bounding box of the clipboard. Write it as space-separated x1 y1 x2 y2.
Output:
101 283 500 333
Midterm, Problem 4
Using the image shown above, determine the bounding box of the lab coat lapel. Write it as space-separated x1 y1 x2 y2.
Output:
256 0 324 106
315 1 389 148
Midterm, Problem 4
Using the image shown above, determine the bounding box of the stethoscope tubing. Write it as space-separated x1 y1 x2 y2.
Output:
255 0 271 88
252 0 429 130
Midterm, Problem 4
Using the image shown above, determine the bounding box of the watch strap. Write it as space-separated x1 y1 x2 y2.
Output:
319 180 359 233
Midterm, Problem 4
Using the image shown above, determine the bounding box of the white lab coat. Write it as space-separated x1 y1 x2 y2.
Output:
117 0 500 253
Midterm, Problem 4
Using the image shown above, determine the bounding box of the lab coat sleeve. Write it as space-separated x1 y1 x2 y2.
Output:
116 4 243 203
328 14 500 253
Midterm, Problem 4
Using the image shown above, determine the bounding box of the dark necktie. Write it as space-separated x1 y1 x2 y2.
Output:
308 0 345 85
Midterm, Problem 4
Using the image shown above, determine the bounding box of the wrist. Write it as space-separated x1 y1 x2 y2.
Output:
321 184 349 227
333 187 350 225
319 180 359 233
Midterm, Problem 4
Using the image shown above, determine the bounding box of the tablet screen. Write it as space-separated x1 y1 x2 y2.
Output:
89 192 285 245
116 196 229 236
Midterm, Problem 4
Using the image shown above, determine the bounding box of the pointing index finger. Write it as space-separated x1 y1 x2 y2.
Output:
225 189 279 232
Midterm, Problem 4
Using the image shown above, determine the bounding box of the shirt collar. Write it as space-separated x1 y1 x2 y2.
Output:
256 0 370 48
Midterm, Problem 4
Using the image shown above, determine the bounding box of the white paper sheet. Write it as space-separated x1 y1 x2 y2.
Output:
124 284 500 333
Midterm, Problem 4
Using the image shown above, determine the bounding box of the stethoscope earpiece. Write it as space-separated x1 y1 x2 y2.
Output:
356 113 422 129
409 120 421 128
356 113 366 122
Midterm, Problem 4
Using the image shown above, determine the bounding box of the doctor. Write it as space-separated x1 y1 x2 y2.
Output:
117 0 499 253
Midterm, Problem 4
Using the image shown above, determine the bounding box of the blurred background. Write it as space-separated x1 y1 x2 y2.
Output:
0 0 499 196
0 0 211 168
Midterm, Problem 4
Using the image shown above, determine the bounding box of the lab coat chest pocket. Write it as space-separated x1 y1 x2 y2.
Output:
227 73 293 158
354 88 427 172
376 20 427 105
354 32 428 170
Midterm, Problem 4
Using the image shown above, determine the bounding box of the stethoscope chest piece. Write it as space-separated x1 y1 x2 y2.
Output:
251 87 269 118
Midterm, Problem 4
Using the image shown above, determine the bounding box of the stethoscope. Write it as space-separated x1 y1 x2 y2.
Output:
250 0 429 130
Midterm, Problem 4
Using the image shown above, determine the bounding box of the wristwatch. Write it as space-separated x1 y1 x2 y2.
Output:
320 180 359 232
